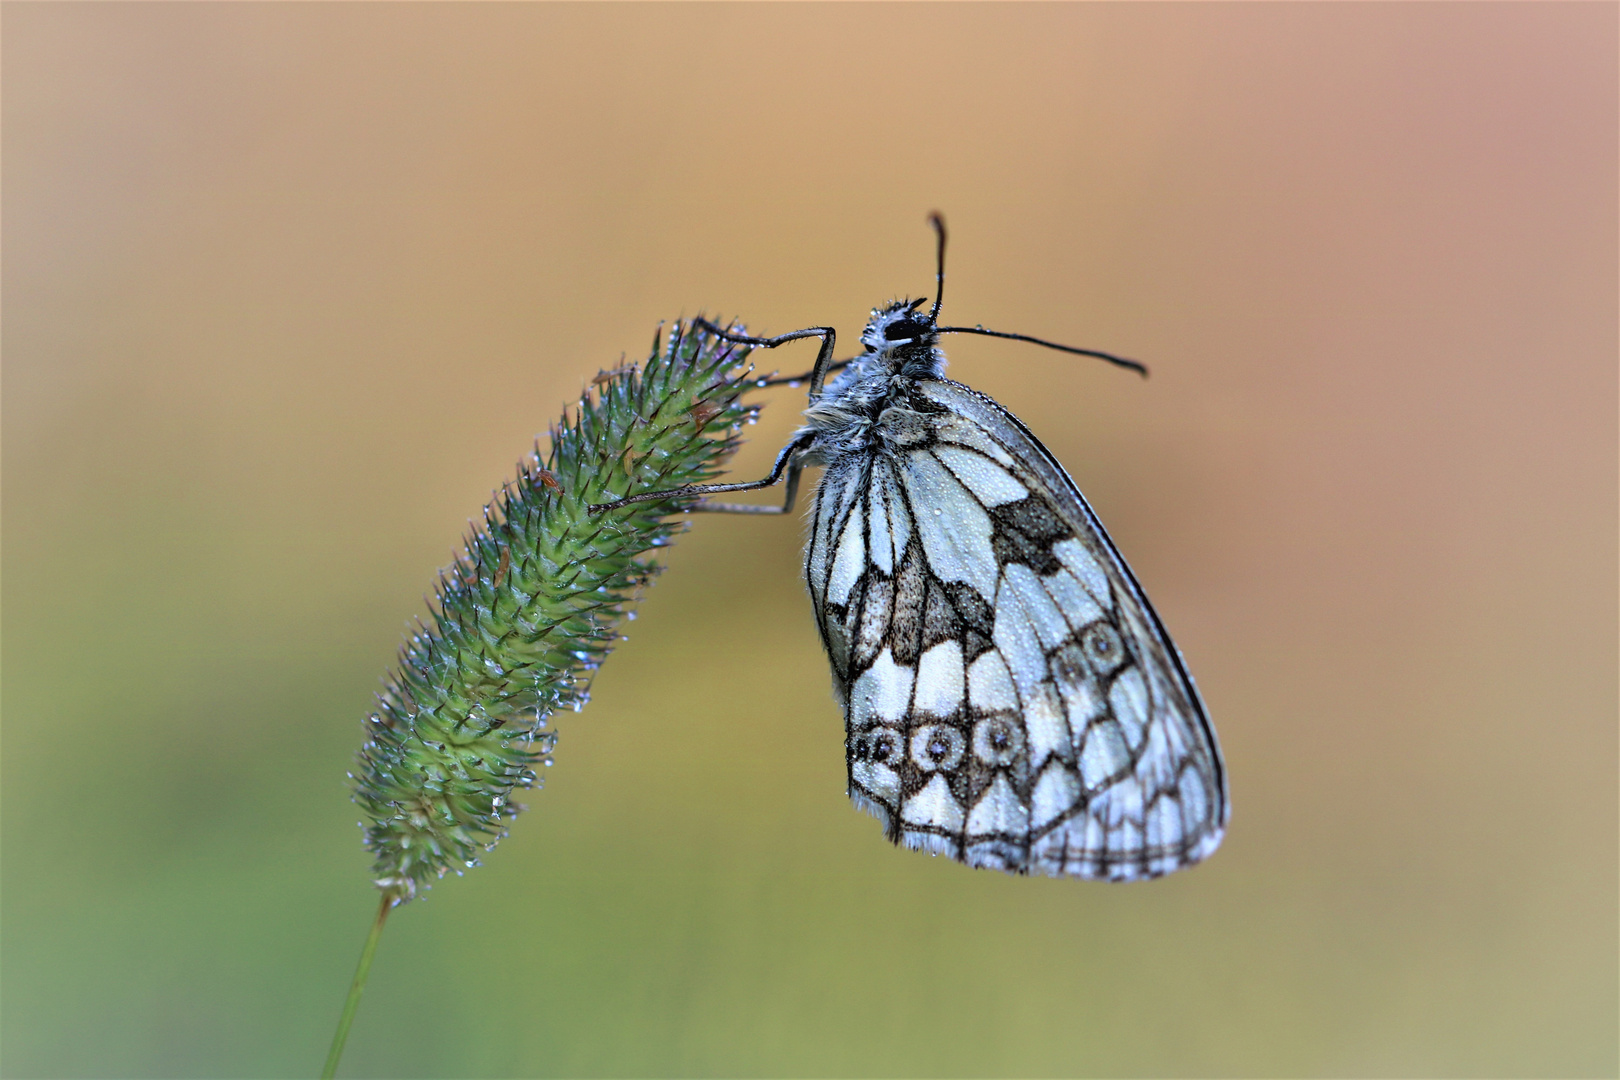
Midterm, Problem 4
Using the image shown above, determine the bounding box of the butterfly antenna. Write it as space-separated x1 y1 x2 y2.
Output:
933 325 1149 377
927 212 947 322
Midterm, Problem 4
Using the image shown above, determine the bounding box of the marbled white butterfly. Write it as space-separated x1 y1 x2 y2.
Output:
596 216 1227 880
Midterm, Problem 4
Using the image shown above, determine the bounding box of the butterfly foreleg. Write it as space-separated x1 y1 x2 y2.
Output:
588 431 816 515
692 318 840 398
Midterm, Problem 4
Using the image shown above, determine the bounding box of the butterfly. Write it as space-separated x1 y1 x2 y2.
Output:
594 215 1227 880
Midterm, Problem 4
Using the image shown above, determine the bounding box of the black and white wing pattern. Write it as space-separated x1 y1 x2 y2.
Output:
806 378 1227 880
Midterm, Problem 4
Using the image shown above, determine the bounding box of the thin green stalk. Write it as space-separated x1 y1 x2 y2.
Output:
323 895 394 1080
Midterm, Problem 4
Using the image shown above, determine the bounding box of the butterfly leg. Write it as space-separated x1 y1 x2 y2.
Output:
689 444 812 515
588 431 816 515
692 318 840 398
753 359 853 389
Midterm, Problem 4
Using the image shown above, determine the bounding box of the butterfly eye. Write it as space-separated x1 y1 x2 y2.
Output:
883 318 926 341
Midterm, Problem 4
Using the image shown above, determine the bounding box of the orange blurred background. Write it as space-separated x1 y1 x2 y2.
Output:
3 4 1614 1076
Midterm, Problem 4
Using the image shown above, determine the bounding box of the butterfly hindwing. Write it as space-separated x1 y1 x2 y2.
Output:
811 378 1228 881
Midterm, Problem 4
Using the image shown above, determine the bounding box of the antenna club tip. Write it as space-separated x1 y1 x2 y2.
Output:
927 213 949 321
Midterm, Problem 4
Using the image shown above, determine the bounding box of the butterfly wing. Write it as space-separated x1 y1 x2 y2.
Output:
806 378 1227 880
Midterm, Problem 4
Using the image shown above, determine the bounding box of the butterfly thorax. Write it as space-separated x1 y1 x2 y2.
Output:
799 299 948 460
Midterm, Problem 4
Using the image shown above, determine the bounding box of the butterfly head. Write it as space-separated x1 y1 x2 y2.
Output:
854 213 951 377
858 297 947 378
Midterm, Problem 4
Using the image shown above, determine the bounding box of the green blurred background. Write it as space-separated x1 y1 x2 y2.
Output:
3 4 1614 1077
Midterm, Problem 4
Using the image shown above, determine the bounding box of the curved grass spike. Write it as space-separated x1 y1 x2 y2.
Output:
326 320 761 1078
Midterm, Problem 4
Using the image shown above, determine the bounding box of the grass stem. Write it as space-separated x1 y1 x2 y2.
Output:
322 894 394 1080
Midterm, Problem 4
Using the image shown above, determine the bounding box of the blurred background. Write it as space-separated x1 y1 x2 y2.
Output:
3 4 1614 1077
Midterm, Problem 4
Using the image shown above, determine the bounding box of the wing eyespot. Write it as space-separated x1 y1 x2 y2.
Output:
851 726 906 768
909 724 966 772
1080 621 1129 676
971 714 1025 767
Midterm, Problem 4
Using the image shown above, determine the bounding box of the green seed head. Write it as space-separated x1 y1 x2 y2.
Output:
351 321 761 902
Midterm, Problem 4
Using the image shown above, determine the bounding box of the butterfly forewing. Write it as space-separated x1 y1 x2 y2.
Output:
813 378 1227 881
